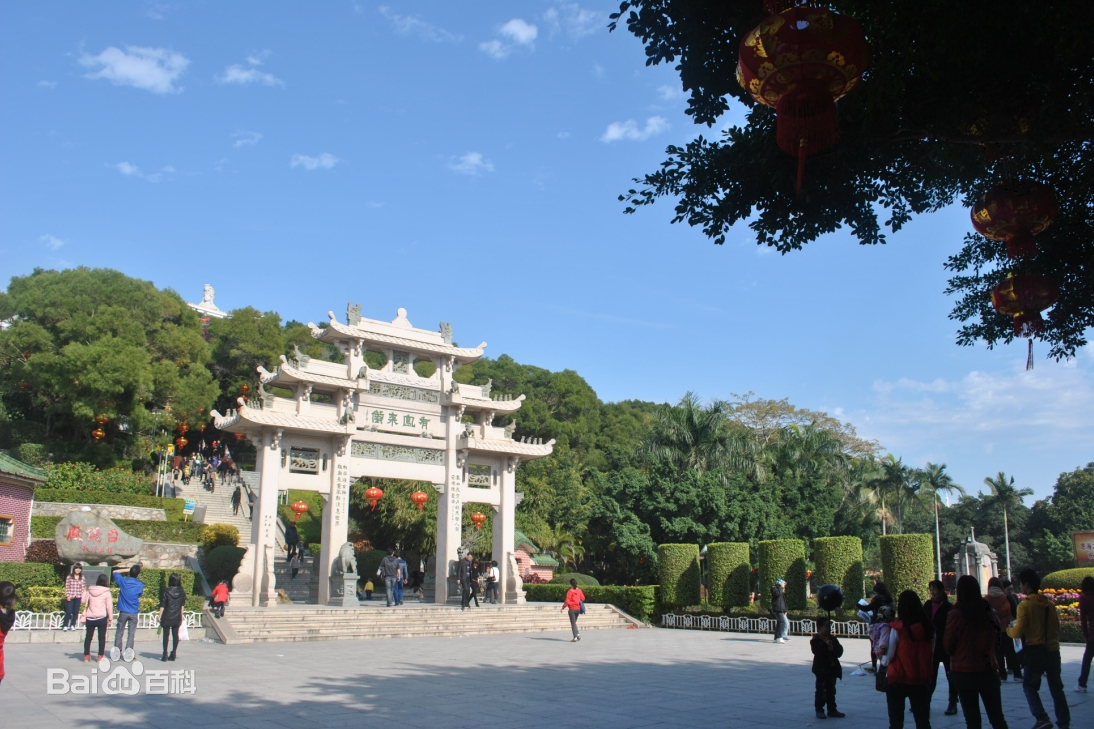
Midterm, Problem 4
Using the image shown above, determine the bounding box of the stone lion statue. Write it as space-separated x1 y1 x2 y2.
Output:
331 542 357 575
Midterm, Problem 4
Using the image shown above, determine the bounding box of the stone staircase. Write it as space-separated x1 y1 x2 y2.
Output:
273 555 315 603
170 473 253 537
205 603 644 644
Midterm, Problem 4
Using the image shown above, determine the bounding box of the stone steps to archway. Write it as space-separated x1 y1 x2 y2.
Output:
205 603 644 644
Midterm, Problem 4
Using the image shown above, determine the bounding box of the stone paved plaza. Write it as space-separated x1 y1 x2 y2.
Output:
3 629 1089 729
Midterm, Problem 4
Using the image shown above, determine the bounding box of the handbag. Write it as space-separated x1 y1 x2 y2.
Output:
875 664 888 692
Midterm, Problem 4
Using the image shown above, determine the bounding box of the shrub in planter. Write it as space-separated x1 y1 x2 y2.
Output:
880 534 934 601
707 542 751 609
813 536 865 607
1042 568 1094 590
658 544 701 609
204 545 247 586
758 539 807 611
199 523 240 552
549 573 600 586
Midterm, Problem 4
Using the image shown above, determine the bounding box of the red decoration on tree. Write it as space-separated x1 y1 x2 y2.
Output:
410 490 429 511
177 423 190 435
234 432 245 441
175 436 188 449
95 415 109 426
240 384 251 395
91 428 106 441
991 273 1059 370
737 6 870 195
289 501 310 523
365 486 384 511
971 181 1058 260
470 512 486 530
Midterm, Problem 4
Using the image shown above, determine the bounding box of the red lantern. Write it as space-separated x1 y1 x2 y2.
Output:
971 181 1058 259
91 428 106 441
410 490 429 511
470 512 486 530
234 432 245 441
737 6 870 194
365 486 384 511
177 423 190 435
240 384 251 395
289 501 310 522
95 415 109 426
991 273 1058 369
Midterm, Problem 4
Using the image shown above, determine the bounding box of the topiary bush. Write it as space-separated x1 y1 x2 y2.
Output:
707 542 751 609
357 549 385 580
758 539 807 611
658 544 701 609
549 572 600 586
524 584 657 622
204 545 246 586
813 536 865 607
0 561 64 589
1042 567 1094 590
199 523 240 552
880 534 934 601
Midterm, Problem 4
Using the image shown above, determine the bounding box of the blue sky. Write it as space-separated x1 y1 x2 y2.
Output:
2 2 1090 501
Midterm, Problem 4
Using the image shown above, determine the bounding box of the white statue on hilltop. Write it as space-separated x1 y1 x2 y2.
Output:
202 284 215 305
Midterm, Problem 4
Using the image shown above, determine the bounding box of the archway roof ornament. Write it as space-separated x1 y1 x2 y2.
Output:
310 307 486 363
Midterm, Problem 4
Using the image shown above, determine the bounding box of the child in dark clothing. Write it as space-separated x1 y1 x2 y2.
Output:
811 617 847 720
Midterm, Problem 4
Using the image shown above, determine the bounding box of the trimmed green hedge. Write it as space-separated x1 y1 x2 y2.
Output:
44 462 154 494
707 542 751 609
18 585 206 613
758 539 807 611
1043 568 1094 590
880 533 934 601
0 561 64 589
813 536 864 606
204 545 247 586
524 584 657 622
33 516 208 544
34 489 185 520
198 523 240 552
658 544 701 609
549 573 600 586
1060 621 1084 644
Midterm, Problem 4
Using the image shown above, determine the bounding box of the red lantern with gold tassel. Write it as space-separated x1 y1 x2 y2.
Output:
991 273 1058 370
91 428 106 441
410 491 429 511
364 486 384 511
175 436 188 450
177 423 190 435
737 5 870 195
234 432 245 441
289 501 309 523
971 181 1058 260
470 512 486 530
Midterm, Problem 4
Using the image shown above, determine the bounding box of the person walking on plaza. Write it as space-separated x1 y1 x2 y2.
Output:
1006 568 1070 729
458 552 474 610
1077 575 1094 693
285 521 300 561
394 552 408 606
210 580 229 618
81 574 113 663
158 573 187 662
110 564 144 662
882 590 935 729
562 578 585 642
985 577 1020 681
378 549 401 607
486 560 500 604
810 616 846 720
927 580 960 715
0 581 16 687
247 488 255 519
62 565 86 632
771 578 790 643
469 559 481 608
944 575 1008 729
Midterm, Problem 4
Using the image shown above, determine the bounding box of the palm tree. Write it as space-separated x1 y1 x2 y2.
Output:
915 463 965 580
983 472 1033 580
641 392 754 478
767 423 849 485
871 455 913 534
532 523 584 571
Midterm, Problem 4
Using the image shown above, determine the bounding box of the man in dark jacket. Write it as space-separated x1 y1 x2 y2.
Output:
377 549 401 607
927 580 959 715
457 553 474 610
771 578 790 643
284 522 300 561
811 617 846 719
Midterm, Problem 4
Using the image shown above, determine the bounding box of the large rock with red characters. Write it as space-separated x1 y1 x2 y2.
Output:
54 509 143 565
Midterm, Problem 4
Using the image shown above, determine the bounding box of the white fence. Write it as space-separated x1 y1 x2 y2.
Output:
12 611 204 631
660 613 870 638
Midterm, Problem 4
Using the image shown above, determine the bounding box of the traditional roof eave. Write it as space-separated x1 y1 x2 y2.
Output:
445 390 524 414
258 358 357 389
459 436 555 460
211 401 351 435
310 317 486 362
0 452 47 488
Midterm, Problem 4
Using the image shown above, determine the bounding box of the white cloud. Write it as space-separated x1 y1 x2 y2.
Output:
479 18 537 59
592 62 605 78
110 161 175 182
78 46 189 94
449 152 493 176
145 2 175 20
378 6 462 43
40 234 65 250
38 80 57 89
290 153 339 170
657 84 681 101
544 4 601 40
557 131 570 139
232 130 263 148
600 116 670 143
216 53 283 86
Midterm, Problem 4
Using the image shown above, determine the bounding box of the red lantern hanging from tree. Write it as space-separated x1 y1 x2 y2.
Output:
470 512 486 530
177 423 190 435
410 491 429 511
175 436 188 449
971 181 1058 260
91 428 106 441
289 501 310 523
364 486 384 511
991 273 1058 370
737 5 870 195
240 384 251 395
95 415 109 426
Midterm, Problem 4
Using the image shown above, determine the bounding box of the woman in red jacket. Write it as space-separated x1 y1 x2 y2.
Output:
944 575 1008 729
562 579 585 643
1078 575 1094 693
882 590 935 729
